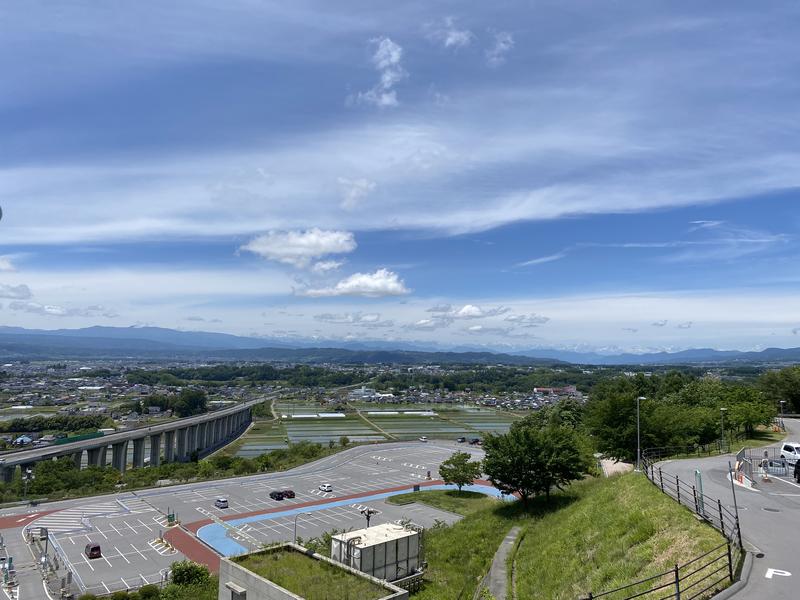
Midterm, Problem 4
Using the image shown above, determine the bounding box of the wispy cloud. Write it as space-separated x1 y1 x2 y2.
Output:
486 30 514 66
8 301 117 318
338 177 377 210
676 321 693 329
0 284 32 300
516 251 568 267
505 313 550 327
427 303 510 319
651 320 668 327
425 17 474 49
314 312 394 328
355 37 407 108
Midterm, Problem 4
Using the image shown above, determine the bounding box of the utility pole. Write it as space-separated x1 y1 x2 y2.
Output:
720 407 727 452
636 397 645 472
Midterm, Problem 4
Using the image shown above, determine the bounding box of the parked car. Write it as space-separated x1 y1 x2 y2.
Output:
269 490 285 500
84 543 102 559
214 498 229 509
456 437 466 443
780 442 800 464
281 489 295 499
419 436 428 442
319 483 333 492
469 438 481 445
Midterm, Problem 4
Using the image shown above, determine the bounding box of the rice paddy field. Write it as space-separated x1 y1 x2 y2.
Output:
234 403 521 456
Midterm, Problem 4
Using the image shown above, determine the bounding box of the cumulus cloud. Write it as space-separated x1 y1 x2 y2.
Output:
241 229 356 269
676 321 694 329
355 37 407 108
504 313 550 327
0 256 16 272
314 312 394 328
0 284 32 299
299 268 410 298
427 304 510 319
8 301 117 318
651 320 668 327
425 17 474 49
338 177 377 210
485 30 514 67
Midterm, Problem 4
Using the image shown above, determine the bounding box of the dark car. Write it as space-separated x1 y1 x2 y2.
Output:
84 543 102 559
281 489 295 499
794 460 800 483
469 438 481 445
456 437 466 443
269 490 285 500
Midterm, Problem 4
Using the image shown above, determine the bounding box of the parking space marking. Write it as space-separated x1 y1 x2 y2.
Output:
130 543 148 561
114 546 131 564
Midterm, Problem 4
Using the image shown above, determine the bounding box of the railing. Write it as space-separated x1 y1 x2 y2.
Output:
579 445 744 600
581 542 736 600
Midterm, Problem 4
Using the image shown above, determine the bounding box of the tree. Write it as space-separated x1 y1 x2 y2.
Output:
583 377 640 461
339 436 350 447
169 561 211 587
760 366 800 413
439 451 482 492
483 422 593 506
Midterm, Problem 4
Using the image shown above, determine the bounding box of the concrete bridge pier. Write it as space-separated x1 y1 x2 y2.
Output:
132 438 145 469
149 433 161 467
72 450 82 469
112 441 128 473
164 430 175 463
176 428 187 462
188 424 199 456
0 467 13 484
87 446 106 467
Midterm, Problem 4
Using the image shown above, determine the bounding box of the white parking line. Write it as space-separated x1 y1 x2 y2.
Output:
80 553 95 572
114 546 131 564
130 543 148 561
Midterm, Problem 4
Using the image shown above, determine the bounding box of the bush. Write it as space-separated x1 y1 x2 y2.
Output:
111 591 130 600
78 595 98 600
170 561 211 587
139 584 160 599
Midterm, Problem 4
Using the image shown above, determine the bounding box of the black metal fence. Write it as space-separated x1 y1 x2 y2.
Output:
579 446 743 600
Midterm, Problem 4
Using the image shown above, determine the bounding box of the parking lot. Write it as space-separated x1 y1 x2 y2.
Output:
16 441 484 597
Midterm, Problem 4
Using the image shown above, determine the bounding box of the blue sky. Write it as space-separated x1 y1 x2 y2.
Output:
1 1 799 352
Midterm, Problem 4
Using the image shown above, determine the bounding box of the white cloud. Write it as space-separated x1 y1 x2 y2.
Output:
299 268 410 298
355 37 407 108
651 320 668 327
676 321 694 329
516 252 568 267
241 229 356 269
8 301 117 318
425 17 474 49
426 303 510 319
0 256 16 272
406 316 454 330
465 324 511 335
486 30 514 66
622 327 638 333
311 260 344 273
338 177 377 210
314 312 394 328
0 284 32 299
505 313 550 327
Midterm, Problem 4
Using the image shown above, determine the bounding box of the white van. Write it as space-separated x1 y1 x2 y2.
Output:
779 442 800 464
214 498 229 509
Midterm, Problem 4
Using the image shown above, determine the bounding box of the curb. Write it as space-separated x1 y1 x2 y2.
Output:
712 550 753 599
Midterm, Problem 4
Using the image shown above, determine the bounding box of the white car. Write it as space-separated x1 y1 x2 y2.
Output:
780 442 800 464
319 483 333 492
419 436 428 442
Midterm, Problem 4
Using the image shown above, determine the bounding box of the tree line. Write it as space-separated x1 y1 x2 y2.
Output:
126 364 367 388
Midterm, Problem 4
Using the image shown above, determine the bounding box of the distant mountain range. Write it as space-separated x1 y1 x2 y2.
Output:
0 325 798 366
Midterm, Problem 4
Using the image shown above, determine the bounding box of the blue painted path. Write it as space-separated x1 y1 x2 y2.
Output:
197 483 510 556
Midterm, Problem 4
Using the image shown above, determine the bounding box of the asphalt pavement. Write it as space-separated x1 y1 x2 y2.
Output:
658 418 800 600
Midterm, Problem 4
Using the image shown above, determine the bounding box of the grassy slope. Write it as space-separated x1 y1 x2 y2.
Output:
388 475 727 600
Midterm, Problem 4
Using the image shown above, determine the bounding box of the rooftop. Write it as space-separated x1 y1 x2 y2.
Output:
332 523 417 548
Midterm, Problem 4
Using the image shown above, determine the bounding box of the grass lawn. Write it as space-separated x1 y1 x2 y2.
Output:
738 426 786 448
234 549 388 600
387 476 728 600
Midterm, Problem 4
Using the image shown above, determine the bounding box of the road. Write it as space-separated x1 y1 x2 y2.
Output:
0 439 483 597
659 418 800 600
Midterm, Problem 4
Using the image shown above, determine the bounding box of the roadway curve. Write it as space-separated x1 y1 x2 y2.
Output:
656 418 800 600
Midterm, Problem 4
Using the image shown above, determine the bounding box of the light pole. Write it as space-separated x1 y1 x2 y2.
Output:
636 397 645 472
720 407 727 452
780 400 786 430
22 468 34 501
360 508 377 528
293 512 311 544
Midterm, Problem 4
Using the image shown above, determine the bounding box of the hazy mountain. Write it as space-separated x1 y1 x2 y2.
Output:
0 326 798 365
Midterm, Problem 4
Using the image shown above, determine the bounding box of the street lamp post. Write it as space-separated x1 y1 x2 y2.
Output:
22 468 33 501
293 512 311 544
780 400 786 429
720 407 727 452
636 397 646 472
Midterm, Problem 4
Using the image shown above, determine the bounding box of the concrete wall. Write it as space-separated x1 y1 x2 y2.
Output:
218 544 408 600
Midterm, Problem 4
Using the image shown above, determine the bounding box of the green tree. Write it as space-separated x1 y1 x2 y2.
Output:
339 436 350 447
583 377 640 461
439 451 482 492
483 422 593 506
760 366 800 413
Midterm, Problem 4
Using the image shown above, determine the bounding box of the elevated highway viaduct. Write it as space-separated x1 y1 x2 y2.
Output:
0 397 265 482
